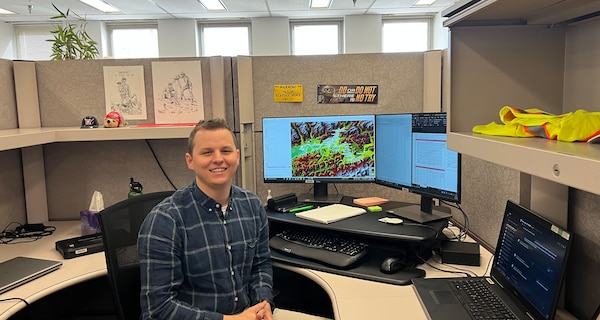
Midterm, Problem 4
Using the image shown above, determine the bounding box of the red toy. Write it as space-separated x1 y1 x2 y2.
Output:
104 111 126 128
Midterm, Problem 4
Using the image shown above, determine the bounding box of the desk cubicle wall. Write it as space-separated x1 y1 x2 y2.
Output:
0 59 26 226
35 57 226 220
249 53 520 243
250 53 438 204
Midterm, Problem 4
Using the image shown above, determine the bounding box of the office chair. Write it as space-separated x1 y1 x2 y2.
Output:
98 191 174 320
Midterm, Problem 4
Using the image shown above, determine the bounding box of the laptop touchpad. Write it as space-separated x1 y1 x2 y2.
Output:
429 290 460 304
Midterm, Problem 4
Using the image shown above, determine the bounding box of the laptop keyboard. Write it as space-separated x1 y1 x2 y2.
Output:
449 279 518 320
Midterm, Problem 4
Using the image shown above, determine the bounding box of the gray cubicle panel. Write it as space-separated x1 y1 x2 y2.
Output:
0 59 26 228
0 150 27 225
0 59 17 130
33 57 215 220
250 52 428 203
34 57 214 127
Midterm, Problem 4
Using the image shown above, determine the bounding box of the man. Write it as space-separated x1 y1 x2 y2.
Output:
138 118 274 320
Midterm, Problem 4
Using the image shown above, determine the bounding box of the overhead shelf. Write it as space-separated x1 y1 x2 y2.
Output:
447 132 600 195
443 0 600 27
0 126 191 152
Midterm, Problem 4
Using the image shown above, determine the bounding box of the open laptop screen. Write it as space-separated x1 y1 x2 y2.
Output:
491 200 572 320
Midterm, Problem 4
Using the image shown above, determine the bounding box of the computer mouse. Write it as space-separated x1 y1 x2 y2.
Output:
380 256 406 274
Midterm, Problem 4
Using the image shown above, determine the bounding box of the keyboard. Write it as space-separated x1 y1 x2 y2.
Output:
449 279 517 320
269 228 369 268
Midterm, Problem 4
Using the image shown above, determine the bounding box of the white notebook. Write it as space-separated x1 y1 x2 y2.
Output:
295 204 366 224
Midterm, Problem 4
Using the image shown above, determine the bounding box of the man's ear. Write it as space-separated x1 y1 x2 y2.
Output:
185 153 193 169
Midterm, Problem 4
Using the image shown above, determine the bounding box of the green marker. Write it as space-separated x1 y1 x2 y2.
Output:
289 205 314 213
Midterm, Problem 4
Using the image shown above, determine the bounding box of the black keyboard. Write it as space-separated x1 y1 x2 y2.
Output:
269 228 369 268
449 279 517 320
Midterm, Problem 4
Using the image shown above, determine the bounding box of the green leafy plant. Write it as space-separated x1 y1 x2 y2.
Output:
47 3 99 60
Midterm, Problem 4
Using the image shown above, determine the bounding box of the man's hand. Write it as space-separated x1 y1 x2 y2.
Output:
224 301 273 320
255 300 273 320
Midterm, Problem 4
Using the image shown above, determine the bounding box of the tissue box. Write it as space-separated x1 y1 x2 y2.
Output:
80 210 101 236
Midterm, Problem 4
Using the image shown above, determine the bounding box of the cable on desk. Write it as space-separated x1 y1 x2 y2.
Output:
483 253 494 276
145 139 178 190
0 297 29 306
441 200 469 241
1 222 56 244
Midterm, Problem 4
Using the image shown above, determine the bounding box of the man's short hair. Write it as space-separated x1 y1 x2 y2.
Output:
188 118 237 154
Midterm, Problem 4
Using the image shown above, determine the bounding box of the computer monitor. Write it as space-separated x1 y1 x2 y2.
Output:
375 112 461 223
262 114 376 203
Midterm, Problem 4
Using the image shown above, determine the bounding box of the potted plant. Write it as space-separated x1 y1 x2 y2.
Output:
47 3 99 60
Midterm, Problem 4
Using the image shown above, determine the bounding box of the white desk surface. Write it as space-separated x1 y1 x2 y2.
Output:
0 220 516 320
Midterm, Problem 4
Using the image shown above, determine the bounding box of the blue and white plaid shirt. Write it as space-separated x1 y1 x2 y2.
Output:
138 182 273 319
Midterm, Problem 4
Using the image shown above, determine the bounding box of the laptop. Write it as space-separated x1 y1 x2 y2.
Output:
413 200 572 320
0 256 63 294
294 203 366 224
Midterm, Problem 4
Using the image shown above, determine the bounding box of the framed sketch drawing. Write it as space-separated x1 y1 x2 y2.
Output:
103 65 147 120
151 60 204 124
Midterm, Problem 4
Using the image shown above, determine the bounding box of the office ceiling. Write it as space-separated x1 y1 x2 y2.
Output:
0 0 457 23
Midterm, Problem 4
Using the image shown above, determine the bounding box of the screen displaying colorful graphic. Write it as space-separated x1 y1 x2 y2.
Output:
263 115 375 201
263 115 375 182
290 119 374 179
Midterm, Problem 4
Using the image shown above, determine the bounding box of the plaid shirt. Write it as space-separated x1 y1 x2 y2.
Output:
138 182 273 319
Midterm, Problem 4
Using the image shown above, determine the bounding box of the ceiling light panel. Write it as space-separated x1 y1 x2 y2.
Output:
79 0 122 13
0 8 15 14
198 0 227 10
311 0 332 8
413 0 437 6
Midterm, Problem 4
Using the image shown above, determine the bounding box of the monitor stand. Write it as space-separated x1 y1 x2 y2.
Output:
299 193 344 205
386 196 452 223
299 183 343 205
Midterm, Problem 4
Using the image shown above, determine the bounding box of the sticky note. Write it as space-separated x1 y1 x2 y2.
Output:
368 205 382 212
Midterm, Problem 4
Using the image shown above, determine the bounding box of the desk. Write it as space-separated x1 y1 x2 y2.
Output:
0 221 106 319
0 221 488 319
0 220 496 320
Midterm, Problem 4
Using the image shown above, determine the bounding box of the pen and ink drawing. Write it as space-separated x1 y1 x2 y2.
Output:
103 66 147 120
151 61 204 124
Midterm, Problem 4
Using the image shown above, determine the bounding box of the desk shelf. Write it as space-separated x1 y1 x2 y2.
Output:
0 126 191 152
267 198 448 286
448 132 600 196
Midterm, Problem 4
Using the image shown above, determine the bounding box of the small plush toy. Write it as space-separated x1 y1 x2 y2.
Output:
103 111 127 128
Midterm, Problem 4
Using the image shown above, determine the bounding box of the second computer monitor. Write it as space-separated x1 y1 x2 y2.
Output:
375 112 461 223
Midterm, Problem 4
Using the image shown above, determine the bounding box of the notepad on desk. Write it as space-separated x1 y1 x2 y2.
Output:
294 204 367 224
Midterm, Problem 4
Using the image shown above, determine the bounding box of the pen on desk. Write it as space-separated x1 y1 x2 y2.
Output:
289 205 314 213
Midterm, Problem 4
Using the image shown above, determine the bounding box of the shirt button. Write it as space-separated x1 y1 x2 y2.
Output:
227 245 231 250
231 270 235 276
234 296 238 302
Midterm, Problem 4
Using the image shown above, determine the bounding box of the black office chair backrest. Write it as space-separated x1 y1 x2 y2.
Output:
98 191 174 320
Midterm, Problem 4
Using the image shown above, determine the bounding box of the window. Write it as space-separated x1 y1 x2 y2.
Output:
15 25 54 60
200 23 250 56
108 24 159 59
382 19 430 52
291 20 341 55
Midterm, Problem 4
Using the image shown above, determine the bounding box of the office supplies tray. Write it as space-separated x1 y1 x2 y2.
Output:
55 233 104 259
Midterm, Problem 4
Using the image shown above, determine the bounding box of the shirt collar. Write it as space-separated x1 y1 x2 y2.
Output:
190 180 233 211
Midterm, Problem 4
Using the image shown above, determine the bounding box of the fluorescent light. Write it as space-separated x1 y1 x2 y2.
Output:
79 0 121 13
311 0 332 9
0 8 15 14
413 0 437 6
198 0 226 11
